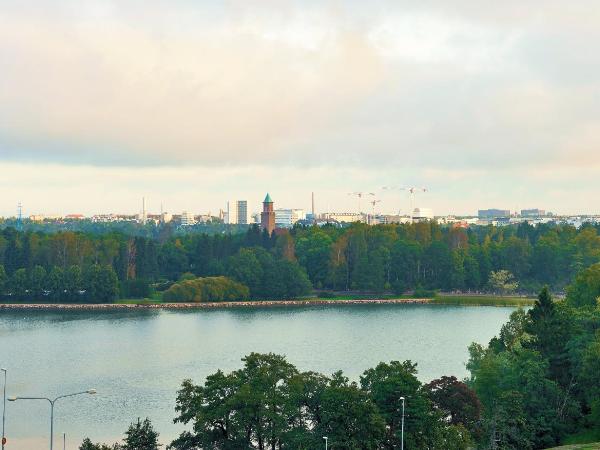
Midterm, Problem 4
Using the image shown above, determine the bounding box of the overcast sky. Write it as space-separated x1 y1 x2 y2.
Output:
1 0 599 217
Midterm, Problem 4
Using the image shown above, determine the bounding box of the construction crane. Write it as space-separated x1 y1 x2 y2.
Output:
369 199 381 216
368 199 381 225
347 192 375 214
382 186 428 222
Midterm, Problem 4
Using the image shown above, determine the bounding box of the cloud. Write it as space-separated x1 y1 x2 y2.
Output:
0 0 600 177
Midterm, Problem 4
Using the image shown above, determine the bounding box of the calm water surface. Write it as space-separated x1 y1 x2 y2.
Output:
0 304 516 448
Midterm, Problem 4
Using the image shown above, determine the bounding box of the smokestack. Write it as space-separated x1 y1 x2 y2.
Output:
311 192 316 223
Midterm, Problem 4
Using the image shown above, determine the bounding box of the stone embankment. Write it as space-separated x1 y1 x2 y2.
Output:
0 298 431 310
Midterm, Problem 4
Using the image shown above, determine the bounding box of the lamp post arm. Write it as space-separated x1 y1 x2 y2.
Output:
12 397 52 404
52 391 92 403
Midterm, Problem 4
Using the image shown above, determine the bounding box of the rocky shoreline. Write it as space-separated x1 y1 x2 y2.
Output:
0 298 431 310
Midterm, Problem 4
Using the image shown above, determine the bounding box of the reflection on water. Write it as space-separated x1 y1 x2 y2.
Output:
0 304 517 449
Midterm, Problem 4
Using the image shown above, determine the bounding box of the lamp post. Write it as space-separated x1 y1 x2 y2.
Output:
8 389 96 450
323 436 328 450
1 368 6 450
399 396 405 450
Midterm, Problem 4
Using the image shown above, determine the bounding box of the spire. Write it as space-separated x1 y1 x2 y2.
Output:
263 193 273 203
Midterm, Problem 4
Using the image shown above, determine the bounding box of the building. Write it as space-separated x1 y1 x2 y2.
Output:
321 212 366 223
260 193 275 235
412 207 434 221
521 209 546 218
227 200 248 225
380 214 412 224
180 211 196 226
236 200 248 225
478 209 511 219
274 209 305 228
160 212 173 223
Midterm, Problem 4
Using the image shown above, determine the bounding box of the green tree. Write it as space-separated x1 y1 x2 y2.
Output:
0 264 7 295
360 360 444 449
85 265 119 303
226 248 264 297
500 236 532 281
79 438 119 450
29 265 47 299
488 270 519 296
295 230 333 288
389 239 422 293
64 265 82 301
566 262 600 307
10 268 28 300
46 266 65 301
171 353 299 450
467 341 566 448
577 332 600 431
317 371 385 449
122 418 160 450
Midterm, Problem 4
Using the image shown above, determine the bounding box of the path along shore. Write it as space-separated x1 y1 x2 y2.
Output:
0 298 431 310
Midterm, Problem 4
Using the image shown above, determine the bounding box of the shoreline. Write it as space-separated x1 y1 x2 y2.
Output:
0 298 432 310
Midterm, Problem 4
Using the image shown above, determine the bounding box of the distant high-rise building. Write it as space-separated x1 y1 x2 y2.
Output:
237 200 248 225
260 193 275 235
478 209 510 219
521 208 546 218
226 200 249 225
226 201 236 224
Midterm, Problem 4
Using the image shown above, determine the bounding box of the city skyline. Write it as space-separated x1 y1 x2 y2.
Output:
2 1 600 216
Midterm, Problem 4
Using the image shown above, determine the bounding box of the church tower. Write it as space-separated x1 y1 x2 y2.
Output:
260 193 275 235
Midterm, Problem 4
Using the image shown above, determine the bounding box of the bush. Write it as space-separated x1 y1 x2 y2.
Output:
163 276 250 303
179 272 197 281
414 285 437 298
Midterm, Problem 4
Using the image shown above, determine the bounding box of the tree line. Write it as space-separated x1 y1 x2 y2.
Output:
80 264 600 449
1 221 600 301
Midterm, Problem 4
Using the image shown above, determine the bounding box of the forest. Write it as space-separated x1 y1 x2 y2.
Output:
1 221 600 302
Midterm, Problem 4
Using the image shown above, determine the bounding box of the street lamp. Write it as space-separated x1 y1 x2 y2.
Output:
399 396 405 450
8 389 96 450
323 436 328 450
1 368 6 450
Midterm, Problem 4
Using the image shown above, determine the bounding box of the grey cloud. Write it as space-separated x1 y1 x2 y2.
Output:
0 0 600 172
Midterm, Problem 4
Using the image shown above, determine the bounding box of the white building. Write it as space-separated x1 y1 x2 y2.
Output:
412 207 434 221
160 212 173 223
320 212 366 223
274 209 306 228
180 211 196 226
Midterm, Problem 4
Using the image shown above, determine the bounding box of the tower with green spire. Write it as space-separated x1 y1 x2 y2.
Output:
261 193 275 235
